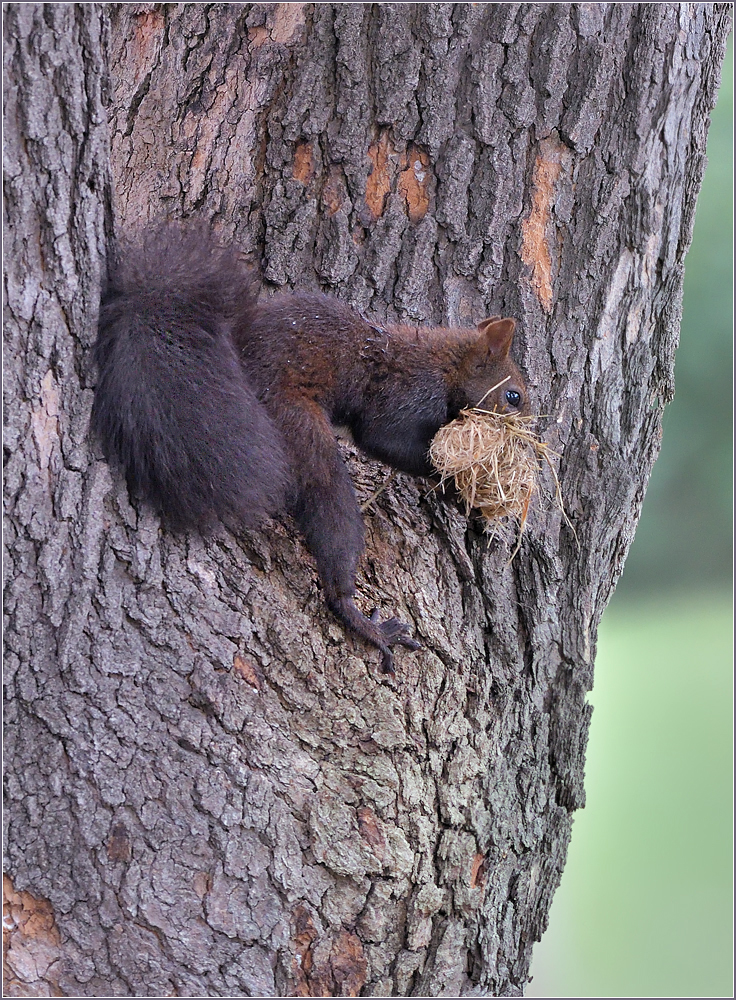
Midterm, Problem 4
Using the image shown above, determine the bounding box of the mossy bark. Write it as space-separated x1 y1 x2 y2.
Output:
3 4 731 996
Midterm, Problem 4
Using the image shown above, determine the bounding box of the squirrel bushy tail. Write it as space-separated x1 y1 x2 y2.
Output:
92 225 291 529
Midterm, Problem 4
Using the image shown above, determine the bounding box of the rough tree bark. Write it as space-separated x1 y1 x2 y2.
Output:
3 3 730 997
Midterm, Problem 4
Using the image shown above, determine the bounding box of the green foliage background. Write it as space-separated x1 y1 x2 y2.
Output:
528 38 733 999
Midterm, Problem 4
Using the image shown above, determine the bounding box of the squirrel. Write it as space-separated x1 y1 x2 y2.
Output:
92 224 529 674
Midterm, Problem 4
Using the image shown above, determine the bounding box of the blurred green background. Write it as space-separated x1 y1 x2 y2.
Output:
528 37 733 1000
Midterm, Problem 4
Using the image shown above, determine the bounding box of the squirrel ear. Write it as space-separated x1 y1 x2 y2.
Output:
476 317 516 359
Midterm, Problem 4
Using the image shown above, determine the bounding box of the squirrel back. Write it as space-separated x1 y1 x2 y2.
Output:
92 225 291 529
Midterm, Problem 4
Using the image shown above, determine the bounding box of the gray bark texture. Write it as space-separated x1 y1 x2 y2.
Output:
3 3 730 997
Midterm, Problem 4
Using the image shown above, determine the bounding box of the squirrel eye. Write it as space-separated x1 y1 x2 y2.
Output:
505 389 522 407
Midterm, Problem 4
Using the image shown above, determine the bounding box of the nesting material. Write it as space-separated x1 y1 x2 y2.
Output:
429 407 563 534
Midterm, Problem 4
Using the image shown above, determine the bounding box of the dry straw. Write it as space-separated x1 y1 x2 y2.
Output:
429 379 566 543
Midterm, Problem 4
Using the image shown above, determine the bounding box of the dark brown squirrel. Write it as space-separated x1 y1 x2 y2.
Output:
92 224 529 674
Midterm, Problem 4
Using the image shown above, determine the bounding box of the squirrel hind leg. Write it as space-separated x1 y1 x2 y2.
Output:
329 596 421 676
276 402 420 676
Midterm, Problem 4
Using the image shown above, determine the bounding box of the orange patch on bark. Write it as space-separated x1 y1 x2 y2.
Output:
248 4 305 46
271 3 306 44
328 930 368 998
291 905 318 996
233 653 262 691
398 146 431 223
356 806 387 861
293 142 314 184
107 822 133 863
190 144 209 182
131 8 165 88
193 871 212 900
470 852 487 889
248 25 269 47
290 908 367 998
520 135 570 313
322 167 345 216
3 877 60 945
3 875 62 995
365 133 393 219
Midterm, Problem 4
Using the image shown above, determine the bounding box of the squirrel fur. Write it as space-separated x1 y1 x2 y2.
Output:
92 224 529 674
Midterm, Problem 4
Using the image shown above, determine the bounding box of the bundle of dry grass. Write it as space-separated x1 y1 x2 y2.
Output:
429 407 563 535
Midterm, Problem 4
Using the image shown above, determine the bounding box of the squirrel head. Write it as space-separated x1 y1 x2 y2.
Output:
449 316 530 418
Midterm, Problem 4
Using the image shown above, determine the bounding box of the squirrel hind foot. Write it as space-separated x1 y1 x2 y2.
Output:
329 597 421 677
369 609 422 648
369 610 422 677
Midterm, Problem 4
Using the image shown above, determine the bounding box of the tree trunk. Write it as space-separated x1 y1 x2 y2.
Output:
3 3 730 997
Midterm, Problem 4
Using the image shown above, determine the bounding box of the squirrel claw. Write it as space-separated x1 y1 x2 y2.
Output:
380 649 397 676
333 600 419 678
370 609 421 650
